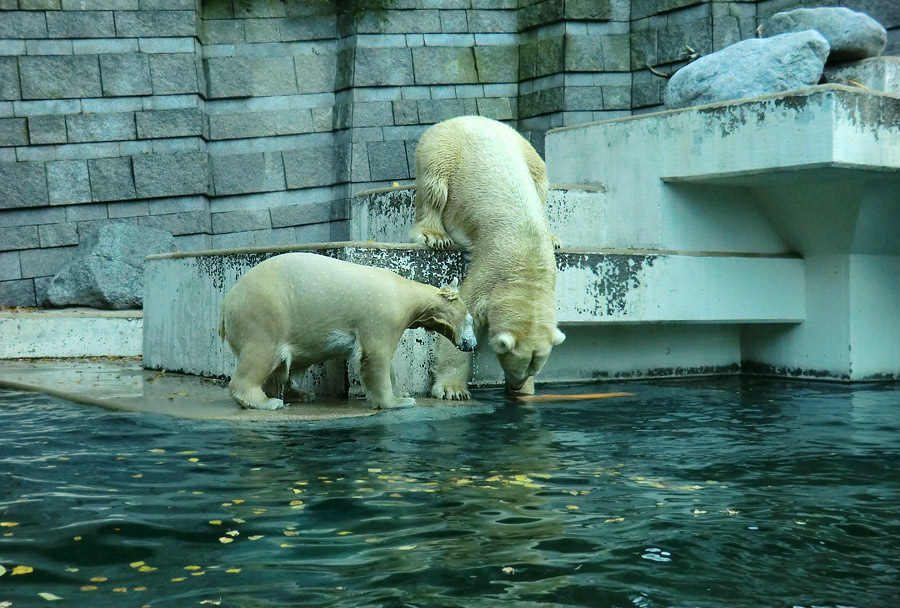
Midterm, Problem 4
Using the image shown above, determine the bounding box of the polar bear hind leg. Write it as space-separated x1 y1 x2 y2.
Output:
229 343 286 410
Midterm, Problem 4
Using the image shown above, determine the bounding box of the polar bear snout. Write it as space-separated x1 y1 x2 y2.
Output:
458 313 478 352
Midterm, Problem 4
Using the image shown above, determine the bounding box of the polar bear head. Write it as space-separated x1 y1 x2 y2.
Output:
414 279 477 352
489 323 566 391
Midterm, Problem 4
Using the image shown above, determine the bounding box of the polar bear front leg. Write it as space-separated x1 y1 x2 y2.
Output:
411 176 453 249
430 336 472 400
359 344 416 409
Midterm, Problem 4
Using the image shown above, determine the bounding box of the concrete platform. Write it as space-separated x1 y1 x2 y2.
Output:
0 308 142 358
0 357 481 421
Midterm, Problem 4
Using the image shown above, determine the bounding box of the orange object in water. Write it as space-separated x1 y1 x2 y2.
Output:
517 392 635 402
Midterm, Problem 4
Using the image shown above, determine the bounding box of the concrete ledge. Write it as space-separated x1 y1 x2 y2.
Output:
0 308 143 359
143 242 805 395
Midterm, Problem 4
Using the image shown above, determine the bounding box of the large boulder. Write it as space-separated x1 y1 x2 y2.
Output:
760 7 887 63
663 31 830 110
43 223 176 310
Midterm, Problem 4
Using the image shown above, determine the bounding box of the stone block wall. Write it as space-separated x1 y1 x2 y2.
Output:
1 0 898 306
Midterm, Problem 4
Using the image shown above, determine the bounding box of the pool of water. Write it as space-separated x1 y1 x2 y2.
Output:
1 377 898 607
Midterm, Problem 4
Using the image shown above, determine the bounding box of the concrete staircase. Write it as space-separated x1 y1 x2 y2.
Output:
143 85 900 395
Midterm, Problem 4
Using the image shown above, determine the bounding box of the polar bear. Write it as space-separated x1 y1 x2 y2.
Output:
219 252 477 410
410 115 565 398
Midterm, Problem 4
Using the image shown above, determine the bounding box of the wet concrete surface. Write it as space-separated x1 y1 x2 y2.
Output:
0 358 477 421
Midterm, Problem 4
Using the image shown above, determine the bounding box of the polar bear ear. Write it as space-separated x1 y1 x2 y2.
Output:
490 331 516 354
437 284 459 300
552 327 566 346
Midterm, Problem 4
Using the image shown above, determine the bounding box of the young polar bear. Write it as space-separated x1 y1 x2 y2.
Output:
219 252 477 410
411 115 565 398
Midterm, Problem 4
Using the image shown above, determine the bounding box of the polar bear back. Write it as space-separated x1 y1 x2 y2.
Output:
416 116 549 246
221 253 411 354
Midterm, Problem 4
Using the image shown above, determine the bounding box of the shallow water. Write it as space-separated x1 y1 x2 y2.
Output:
1 377 898 607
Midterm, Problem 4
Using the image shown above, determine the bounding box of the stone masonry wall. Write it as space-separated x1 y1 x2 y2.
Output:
1 0 898 307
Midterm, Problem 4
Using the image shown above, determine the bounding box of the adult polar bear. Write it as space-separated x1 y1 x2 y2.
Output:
220 252 477 410
412 115 565 398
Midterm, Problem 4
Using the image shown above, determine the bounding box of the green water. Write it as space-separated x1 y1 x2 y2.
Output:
1 377 898 607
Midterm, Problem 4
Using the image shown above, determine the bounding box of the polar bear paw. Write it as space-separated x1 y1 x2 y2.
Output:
412 227 453 250
550 233 561 250
372 396 416 409
246 397 286 410
431 382 471 401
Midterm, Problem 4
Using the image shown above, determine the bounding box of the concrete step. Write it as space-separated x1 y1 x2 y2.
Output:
143 243 804 397
350 184 610 249
0 308 142 359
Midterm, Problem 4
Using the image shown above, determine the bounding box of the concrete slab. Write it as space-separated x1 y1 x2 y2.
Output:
0 358 480 421
0 307 142 358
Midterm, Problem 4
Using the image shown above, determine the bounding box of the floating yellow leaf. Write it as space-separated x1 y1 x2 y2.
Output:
209 520 222 526
138 566 156 573
179 450 198 455
134 586 146 591
188 458 200 463
337 531 352 535
218 537 233 544
129 561 145 568
226 568 241 574
233 518 245 524
80 586 97 591
191 571 205 576
0 565 5 577
566 505 580 510
248 535 263 541
289 500 304 506
693 509 707 515
605 517 625 523
73 536 82 542
149 449 165 454
367 468 381 473
502 566 516 574
112 587 127 593
38 592 62 600
231 499 244 504
221 502 233 507
795 520 808 526
90 576 107 582
184 565 201 571
456 478 472 485
485 475 502 482
12 566 33 575
280 543 291 548
0 522 19 527
523 483 544 489
724 508 739 516
226 530 239 537
292 488 302 494
283 531 299 536
132 474 143 478
171 577 186 582
395 544 417 551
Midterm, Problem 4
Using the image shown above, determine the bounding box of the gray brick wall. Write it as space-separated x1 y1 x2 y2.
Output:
1 0 897 306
